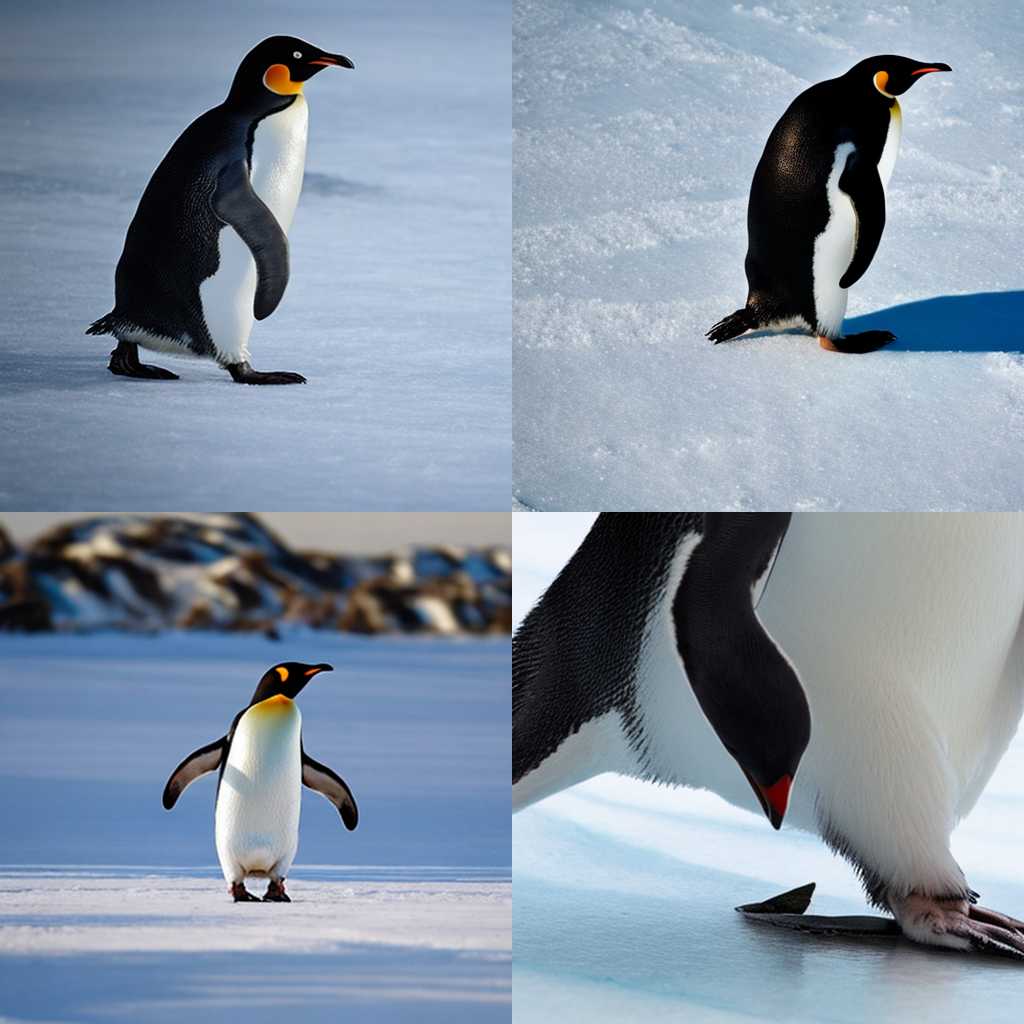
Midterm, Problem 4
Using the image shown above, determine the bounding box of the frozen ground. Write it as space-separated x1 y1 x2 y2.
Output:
0 0 508 510
0 632 510 1021
514 0 1024 510
513 515 1024 1023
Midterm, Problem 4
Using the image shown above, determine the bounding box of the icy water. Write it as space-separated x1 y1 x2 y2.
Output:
0 0 509 509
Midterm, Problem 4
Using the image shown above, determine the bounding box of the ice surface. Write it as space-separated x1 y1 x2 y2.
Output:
513 514 1024 1022
514 0 1024 510
0 632 510 1020
0 0 508 510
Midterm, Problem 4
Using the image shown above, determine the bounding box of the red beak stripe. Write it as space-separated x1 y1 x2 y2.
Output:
911 67 944 75
759 774 792 821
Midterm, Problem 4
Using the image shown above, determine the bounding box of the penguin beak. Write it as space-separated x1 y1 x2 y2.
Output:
310 53 355 70
742 769 792 830
304 663 334 677
911 63 951 75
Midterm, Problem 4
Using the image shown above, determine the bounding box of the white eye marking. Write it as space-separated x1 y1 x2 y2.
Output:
293 51 302 59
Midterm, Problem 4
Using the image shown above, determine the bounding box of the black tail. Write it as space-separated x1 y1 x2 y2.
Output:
86 312 117 337
706 307 754 344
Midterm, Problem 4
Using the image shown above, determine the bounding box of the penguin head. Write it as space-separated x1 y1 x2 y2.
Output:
248 661 333 704
847 55 951 100
228 36 354 105
708 653 810 831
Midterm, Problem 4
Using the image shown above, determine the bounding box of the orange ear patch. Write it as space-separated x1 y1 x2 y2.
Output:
275 666 289 682
873 70 893 97
264 64 303 95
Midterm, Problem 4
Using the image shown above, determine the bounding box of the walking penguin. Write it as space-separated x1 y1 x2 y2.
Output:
88 36 353 383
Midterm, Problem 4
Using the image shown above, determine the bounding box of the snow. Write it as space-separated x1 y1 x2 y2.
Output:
0 0 508 511
513 514 1024 1022
513 0 1024 510
0 632 510 1021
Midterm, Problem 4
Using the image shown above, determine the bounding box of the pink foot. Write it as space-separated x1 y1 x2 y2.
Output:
890 893 1024 959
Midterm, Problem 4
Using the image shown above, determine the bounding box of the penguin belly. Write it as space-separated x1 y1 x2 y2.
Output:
200 95 309 364
215 697 302 882
811 142 857 339
758 513 1024 897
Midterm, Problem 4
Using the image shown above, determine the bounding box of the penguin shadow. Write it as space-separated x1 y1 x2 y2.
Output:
846 290 1024 353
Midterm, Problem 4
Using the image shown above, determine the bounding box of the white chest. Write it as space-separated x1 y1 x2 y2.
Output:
215 699 302 872
250 94 309 233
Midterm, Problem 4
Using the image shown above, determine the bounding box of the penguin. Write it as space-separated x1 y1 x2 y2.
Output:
707 56 950 354
163 661 358 901
513 513 1024 957
87 36 354 384
513 513 811 826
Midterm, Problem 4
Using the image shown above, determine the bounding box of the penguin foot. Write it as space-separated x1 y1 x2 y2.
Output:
707 309 753 344
226 361 306 385
818 331 896 354
108 340 179 380
263 880 291 903
890 893 1024 960
230 882 260 903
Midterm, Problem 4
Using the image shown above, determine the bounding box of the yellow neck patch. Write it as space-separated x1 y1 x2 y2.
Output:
257 693 293 709
264 64 303 96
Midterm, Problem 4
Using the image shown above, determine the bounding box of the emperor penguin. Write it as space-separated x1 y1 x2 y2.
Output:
707 56 950 354
514 514 1024 958
163 661 358 902
88 36 354 384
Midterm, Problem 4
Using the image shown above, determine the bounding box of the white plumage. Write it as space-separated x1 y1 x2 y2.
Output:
215 695 303 884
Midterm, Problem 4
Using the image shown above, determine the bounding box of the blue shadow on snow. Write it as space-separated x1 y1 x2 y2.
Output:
845 290 1024 353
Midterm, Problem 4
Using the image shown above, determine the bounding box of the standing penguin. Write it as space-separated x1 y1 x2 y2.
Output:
707 56 950 353
514 514 1024 957
163 662 358 902
88 36 353 383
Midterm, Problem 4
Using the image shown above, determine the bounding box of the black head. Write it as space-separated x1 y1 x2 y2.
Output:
227 35 353 107
248 661 332 705
686 632 810 830
845 55 951 100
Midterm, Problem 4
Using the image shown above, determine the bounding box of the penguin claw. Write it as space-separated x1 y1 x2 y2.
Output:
891 893 1024 960
107 341 179 380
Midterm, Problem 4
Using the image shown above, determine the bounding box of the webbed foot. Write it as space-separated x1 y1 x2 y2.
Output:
263 879 291 902
230 882 260 903
226 361 306 385
891 892 1024 960
818 330 896 354
108 340 179 379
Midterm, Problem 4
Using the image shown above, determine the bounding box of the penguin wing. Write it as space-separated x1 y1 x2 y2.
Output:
837 151 886 289
301 745 358 830
211 159 290 320
162 736 226 809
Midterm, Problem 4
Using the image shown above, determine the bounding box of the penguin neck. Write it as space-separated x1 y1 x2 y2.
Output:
223 87 299 121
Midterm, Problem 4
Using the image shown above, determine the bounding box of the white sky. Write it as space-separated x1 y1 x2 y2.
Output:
0 513 510 553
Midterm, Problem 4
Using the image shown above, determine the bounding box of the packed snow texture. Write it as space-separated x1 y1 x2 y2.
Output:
513 514 1024 1023
0 632 510 1021
0 0 508 511
514 0 1024 511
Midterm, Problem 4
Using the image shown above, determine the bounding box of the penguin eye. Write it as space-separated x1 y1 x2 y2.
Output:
275 666 289 682
293 51 302 59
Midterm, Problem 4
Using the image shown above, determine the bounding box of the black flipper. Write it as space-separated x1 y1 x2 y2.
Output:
301 744 358 830
838 151 886 290
162 736 226 809
211 159 289 320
